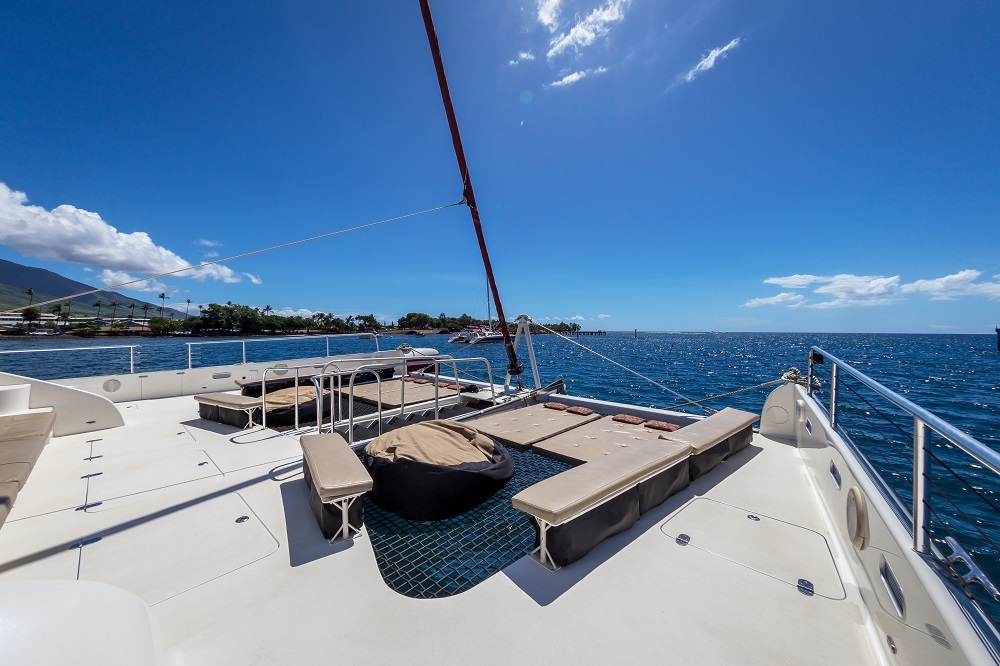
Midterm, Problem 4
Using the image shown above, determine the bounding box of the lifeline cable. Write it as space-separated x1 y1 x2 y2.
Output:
528 319 715 416
2 201 462 317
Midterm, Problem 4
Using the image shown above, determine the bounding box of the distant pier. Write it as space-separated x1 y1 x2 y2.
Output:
574 330 606 336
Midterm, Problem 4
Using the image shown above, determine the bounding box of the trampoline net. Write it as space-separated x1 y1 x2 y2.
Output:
361 447 571 599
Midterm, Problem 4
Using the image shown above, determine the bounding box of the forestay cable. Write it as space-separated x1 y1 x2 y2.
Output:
3 201 462 316
528 319 715 416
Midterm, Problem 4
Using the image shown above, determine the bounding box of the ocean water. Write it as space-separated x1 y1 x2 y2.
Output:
2 330 999 614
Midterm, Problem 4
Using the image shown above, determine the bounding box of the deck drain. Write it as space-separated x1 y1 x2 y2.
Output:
797 579 815 596
235 515 250 523
675 533 691 546
747 514 760 521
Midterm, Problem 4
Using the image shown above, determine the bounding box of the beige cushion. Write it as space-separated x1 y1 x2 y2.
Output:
340 380 457 408
463 403 601 449
194 393 261 409
300 433 373 501
365 421 494 466
0 481 17 530
263 386 328 409
0 462 32 487
512 441 691 525
533 417 664 464
660 407 758 453
0 411 56 441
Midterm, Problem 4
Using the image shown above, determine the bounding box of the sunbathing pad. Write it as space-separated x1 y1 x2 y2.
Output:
532 416 670 465
462 402 601 451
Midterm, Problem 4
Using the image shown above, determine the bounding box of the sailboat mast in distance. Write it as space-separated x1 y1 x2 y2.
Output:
418 0 524 377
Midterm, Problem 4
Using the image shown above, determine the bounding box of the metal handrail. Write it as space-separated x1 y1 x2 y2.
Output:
186 333 382 369
0 345 137 374
808 346 1000 557
259 362 328 430
311 356 496 443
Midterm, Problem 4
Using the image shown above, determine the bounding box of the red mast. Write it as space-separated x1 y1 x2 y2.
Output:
418 0 524 378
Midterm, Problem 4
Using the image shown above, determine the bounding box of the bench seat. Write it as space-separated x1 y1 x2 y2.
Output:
660 407 758 480
512 440 691 568
300 433 373 541
194 393 262 429
0 410 57 530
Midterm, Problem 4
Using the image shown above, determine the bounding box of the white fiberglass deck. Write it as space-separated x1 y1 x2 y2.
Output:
0 394 877 664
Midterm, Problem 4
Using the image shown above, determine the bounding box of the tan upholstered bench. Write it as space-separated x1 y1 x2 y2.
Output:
300 433 373 541
512 440 691 569
0 410 57 530
194 393 262 429
659 407 758 480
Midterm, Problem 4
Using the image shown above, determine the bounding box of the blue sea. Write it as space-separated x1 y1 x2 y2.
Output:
2 331 999 614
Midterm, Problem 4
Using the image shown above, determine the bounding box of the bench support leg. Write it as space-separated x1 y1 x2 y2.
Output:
324 493 364 543
530 520 560 572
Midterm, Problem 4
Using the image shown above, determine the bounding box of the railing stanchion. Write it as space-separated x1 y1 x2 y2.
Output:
806 350 815 396
242 341 247 364
913 418 930 554
829 364 838 428
130 346 135 374
188 343 193 370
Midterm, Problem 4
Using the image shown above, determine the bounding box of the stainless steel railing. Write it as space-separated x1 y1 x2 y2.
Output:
186 333 381 369
807 346 1000 605
310 356 496 443
0 344 138 374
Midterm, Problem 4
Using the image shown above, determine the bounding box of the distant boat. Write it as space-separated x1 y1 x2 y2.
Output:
467 329 503 344
28 329 55 336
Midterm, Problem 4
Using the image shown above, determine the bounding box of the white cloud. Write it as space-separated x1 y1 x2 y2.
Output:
763 274 825 289
272 307 315 318
508 50 536 66
747 269 1000 309
537 0 562 32
195 239 221 247
202 250 220 258
547 0 630 61
742 292 806 308
0 183 243 286
546 66 608 87
243 272 263 285
96 269 172 295
900 269 1000 300
597 313 611 319
683 37 741 83
568 314 586 321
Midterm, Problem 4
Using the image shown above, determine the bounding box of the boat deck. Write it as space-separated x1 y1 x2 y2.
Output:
0 394 879 664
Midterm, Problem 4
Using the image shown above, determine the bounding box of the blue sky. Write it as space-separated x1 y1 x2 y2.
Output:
1 1 998 333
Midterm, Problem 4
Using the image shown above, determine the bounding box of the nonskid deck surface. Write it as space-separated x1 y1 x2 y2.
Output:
0 396 876 664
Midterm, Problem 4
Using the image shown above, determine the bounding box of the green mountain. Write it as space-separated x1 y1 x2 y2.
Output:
0 258 185 318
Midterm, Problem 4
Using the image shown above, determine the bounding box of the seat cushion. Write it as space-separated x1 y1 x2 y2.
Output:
0 411 56 441
300 433 373 502
0 481 18 530
512 441 691 525
0 438 47 472
0 462 32 487
660 407 758 453
532 417 663 465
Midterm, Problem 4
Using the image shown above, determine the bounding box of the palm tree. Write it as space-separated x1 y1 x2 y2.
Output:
263 304 273 316
109 300 120 326
62 302 73 331
21 307 40 329
157 293 168 316
25 287 34 306
48 304 62 331
185 298 192 317
128 302 137 328
140 303 151 331
93 300 104 326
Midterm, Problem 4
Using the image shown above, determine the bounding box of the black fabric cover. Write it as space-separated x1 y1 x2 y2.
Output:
304 458 365 540
689 440 729 481
365 440 514 521
198 402 251 428
530 487 640 567
726 426 753 457
637 458 690 514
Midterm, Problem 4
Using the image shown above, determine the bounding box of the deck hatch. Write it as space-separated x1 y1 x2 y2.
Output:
661 498 845 599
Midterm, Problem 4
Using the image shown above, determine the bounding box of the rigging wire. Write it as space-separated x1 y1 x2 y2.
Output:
528 319 714 416
3 200 462 317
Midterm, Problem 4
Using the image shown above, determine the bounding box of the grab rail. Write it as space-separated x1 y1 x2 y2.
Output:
259 361 328 430
186 333 381 369
310 356 496 443
807 346 1000 606
0 345 137 374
